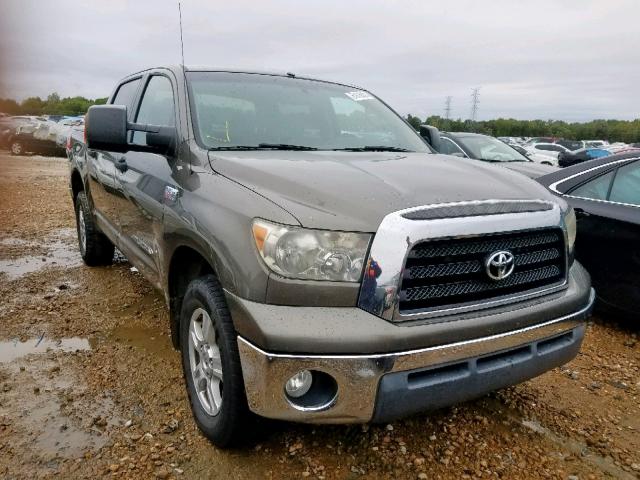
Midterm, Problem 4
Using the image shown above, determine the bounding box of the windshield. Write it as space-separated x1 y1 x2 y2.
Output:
187 72 429 152
459 135 530 162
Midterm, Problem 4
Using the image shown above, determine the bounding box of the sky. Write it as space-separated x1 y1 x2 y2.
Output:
1 0 639 121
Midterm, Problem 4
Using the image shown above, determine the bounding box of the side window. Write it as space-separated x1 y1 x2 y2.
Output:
569 170 615 201
132 76 175 145
609 161 640 206
440 138 465 156
111 79 141 111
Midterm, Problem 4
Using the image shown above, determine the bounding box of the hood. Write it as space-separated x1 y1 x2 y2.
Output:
500 161 558 179
209 151 560 232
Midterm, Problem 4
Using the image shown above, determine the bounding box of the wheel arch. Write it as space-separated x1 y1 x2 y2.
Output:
166 243 217 349
70 168 84 203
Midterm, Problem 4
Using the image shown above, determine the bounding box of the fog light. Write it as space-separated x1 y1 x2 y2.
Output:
285 370 313 398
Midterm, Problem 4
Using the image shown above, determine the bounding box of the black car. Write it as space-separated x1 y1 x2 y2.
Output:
557 147 611 168
7 121 65 156
420 126 557 179
538 152 640 318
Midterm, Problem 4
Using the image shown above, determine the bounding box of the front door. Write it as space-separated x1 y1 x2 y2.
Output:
86 77 142 238
115 74 178 287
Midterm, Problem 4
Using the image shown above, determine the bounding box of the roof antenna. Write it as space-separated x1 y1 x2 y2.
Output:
178 2 192 172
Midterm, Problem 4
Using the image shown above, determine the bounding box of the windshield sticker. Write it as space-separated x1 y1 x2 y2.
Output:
345 91 374 101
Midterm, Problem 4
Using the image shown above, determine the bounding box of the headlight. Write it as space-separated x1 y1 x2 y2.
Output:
565 207 576 253
252 219 371 282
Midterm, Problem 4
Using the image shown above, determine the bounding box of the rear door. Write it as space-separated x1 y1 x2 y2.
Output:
115 73 178 286
86 77 142 238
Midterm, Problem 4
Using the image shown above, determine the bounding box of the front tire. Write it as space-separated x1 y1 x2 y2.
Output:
74 192 115 266
180 275 250 448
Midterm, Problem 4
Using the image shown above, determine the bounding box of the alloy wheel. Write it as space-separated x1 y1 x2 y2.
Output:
77 208 87 255
188 307 223 416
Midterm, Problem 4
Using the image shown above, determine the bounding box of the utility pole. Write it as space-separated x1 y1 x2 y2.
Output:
444 96 452 120
470 87 480 122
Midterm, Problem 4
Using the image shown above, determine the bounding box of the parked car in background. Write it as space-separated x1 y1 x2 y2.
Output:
556 139 585 151
419 127 556 178
525 143 572 166
558 147 611 168
603 144 639 156
8 119 65 156
538 152 640 319
52 117 84 147
524 137 557 145
0 115 43 148
584 140 609 148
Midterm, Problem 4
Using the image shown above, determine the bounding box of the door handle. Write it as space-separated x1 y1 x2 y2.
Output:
116 157 128 173
574 207 591 218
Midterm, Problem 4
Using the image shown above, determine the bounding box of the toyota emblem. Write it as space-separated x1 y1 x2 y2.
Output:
485 250 515 281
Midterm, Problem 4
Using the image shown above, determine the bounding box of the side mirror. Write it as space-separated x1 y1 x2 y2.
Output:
450 152 466 158
419 124 441 151
86 104 176 156
86 105 127 152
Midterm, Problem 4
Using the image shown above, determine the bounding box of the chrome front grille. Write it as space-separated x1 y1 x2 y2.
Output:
399 228 566 313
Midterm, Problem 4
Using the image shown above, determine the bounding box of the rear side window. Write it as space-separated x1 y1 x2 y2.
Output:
569 170 615 200
111 79 141 110
609 161 640 206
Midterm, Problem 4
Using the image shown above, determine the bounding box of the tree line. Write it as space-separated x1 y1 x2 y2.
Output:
406 114 640 144
0 93 108 117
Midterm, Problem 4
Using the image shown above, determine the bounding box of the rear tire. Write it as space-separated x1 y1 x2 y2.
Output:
74 192 115 266
10 140 23 156
180 274 250 448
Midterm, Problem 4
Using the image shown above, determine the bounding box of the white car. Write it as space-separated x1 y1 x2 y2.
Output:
524 142 571 166
584 140 609 148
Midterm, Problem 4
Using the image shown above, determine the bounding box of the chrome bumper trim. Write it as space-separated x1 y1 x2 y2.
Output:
237 288 594 423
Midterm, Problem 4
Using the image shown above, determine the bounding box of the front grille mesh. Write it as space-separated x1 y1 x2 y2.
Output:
400 228 566 313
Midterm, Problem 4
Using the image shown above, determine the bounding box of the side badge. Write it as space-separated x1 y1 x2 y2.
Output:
163 185 180 204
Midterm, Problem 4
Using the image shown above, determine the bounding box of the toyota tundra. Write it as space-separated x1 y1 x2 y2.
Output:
69 66 594 447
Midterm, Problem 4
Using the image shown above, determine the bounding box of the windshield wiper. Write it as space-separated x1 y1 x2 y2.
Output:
257 143 318 150
479 158 523 163
334 146 412 152
208 143 318 151
208 145 260 151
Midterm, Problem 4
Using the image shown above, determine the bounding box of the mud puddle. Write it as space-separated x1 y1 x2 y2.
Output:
109 322 175 359
0 331 120 461
0 228 82 279
0 335 91 363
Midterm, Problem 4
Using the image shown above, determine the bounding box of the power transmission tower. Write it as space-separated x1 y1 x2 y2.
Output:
470 87 480 122
444 96 452 120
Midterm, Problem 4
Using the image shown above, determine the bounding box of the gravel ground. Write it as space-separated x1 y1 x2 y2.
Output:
0 153 638 480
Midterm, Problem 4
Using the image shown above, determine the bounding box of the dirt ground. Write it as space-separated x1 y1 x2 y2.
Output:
0 153 638 480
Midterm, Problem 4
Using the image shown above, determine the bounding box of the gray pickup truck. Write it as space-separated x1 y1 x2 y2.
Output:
69 66 594 447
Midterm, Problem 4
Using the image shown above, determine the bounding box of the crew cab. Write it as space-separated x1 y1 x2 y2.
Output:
69 66 594 447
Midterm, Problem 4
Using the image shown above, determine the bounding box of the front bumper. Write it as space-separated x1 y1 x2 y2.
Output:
237 288 594 423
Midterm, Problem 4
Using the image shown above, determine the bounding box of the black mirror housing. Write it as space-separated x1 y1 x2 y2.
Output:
146 126 177 156
419 124 441 152
86 105 128 152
